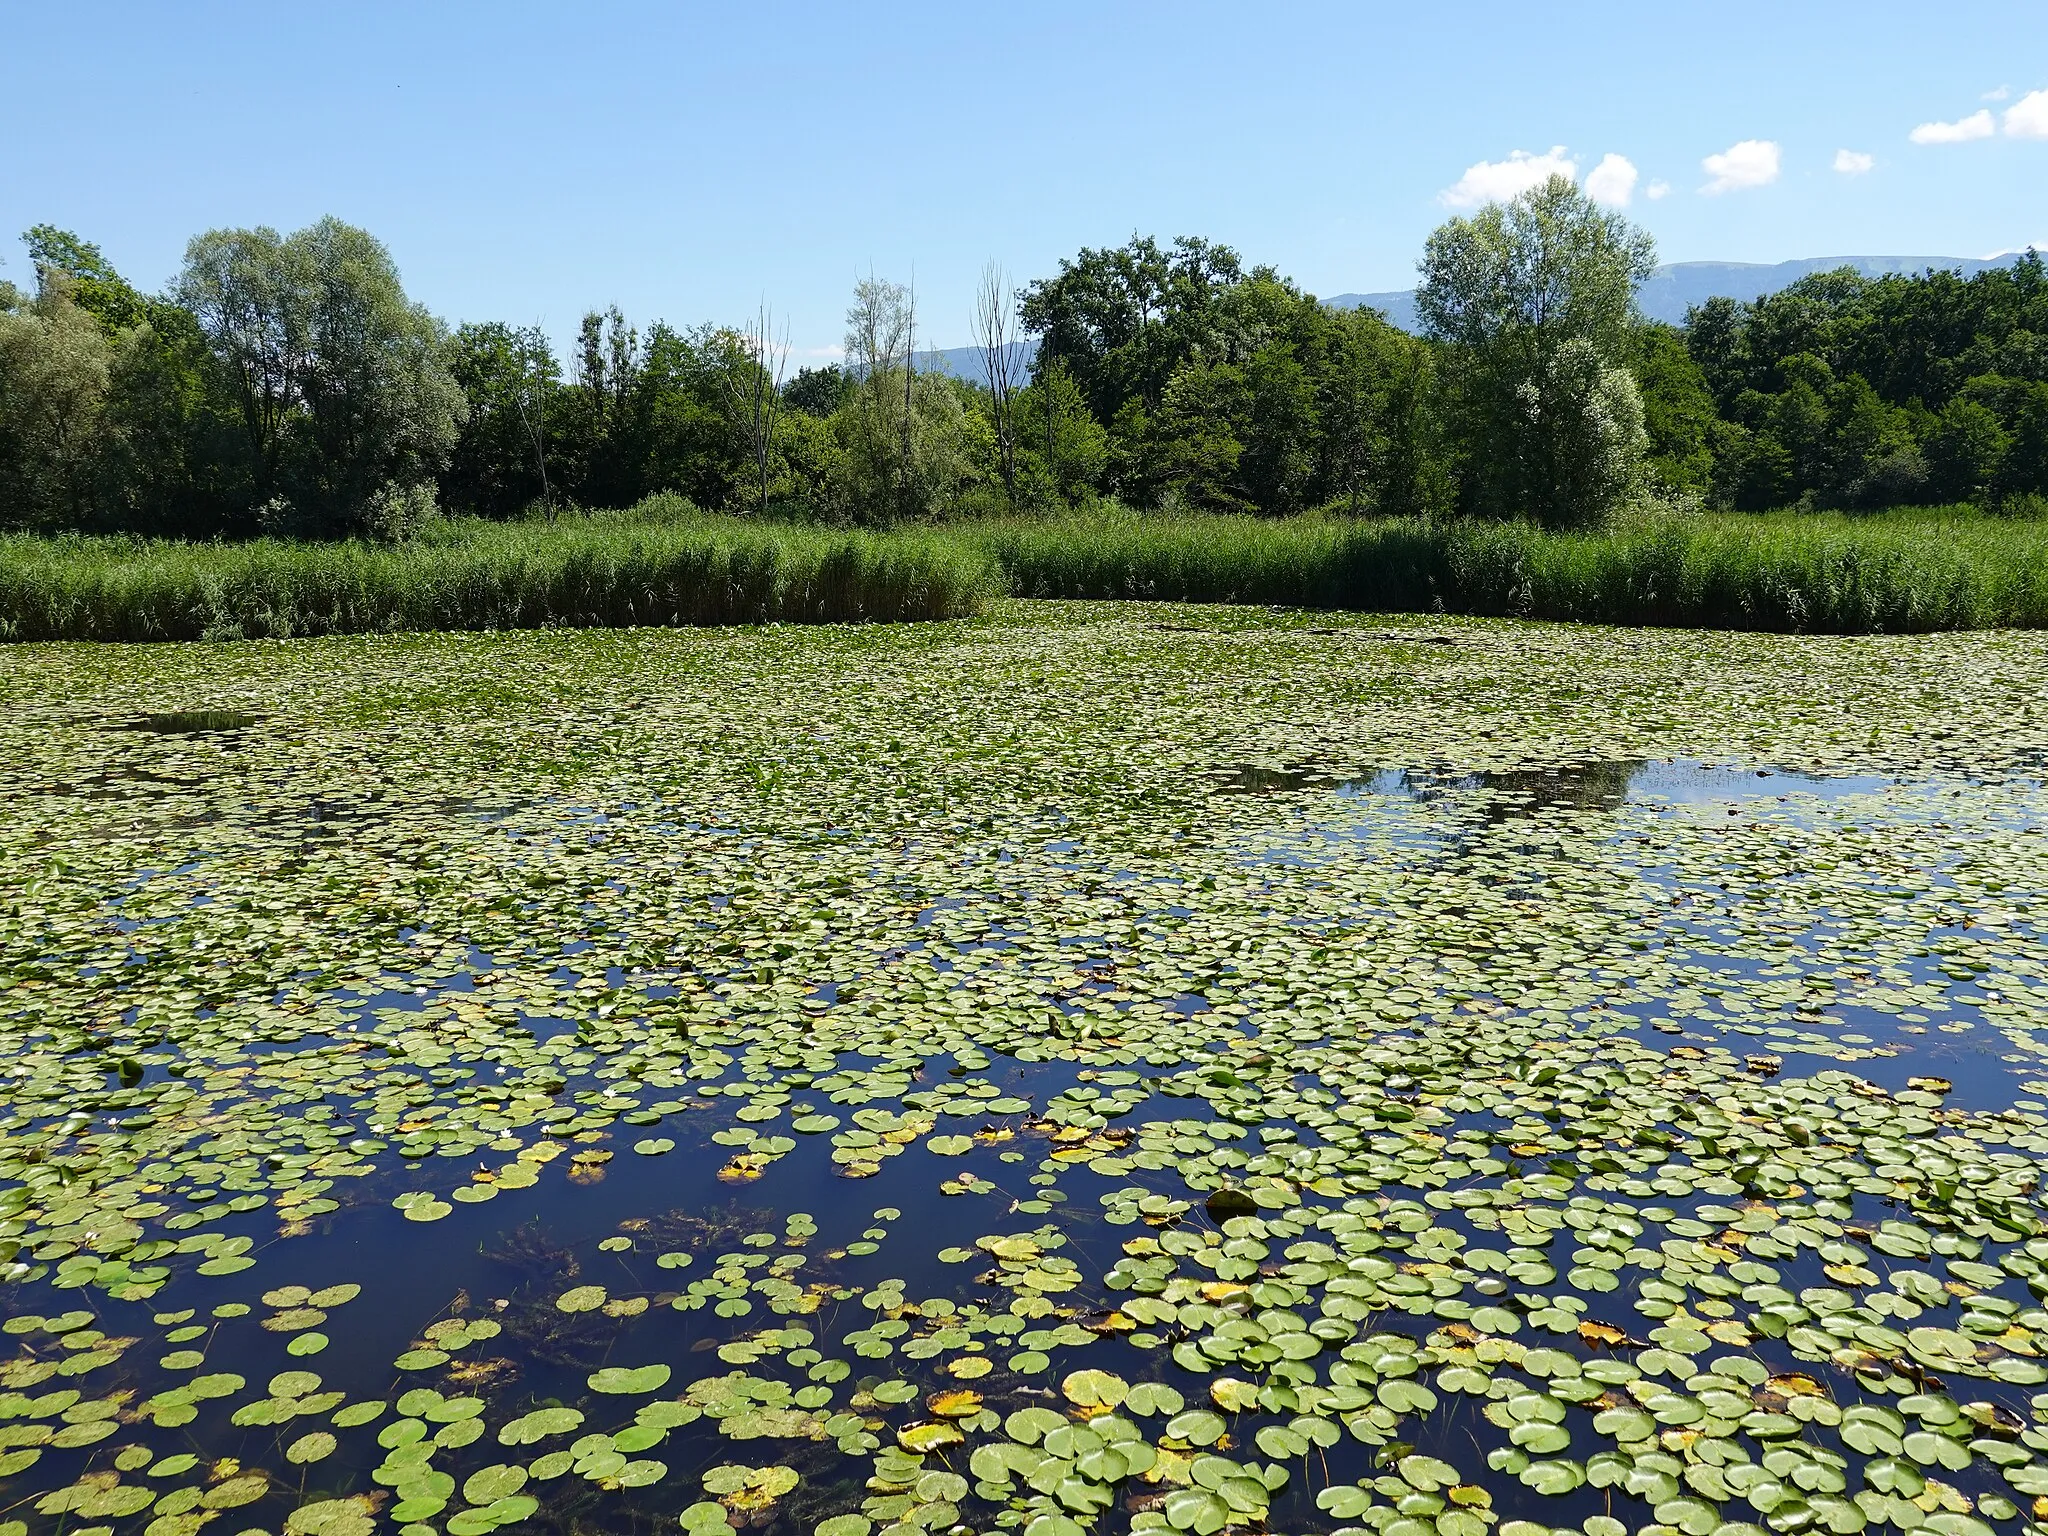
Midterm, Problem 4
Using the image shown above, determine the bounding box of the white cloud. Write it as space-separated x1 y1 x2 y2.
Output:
1646 179 1672 200
1583 153 1639 207
1984 85 2011 102
1910 109 1995 144
2005 89 2048 139
1700 139 1781 194
1438 146 1577 208
1833 148 1875 174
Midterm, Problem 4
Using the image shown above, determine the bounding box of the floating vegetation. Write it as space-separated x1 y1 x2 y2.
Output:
0 606 2046 1536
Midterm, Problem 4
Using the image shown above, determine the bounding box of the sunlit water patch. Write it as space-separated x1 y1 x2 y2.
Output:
1216 758 2047 1106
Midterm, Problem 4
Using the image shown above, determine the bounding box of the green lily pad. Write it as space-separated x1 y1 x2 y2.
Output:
589 1364 672 1394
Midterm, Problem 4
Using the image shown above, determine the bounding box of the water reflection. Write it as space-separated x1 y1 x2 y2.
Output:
1215 754 2046 1109
121 708 267 734
1324 757 1894 814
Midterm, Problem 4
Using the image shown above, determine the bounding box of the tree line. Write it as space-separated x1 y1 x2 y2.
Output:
2 181 2044 539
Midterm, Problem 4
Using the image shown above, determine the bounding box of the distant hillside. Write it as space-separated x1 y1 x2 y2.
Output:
1328 252 2031 333
915 342 1037 385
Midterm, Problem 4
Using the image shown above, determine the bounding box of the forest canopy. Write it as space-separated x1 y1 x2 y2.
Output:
2 186 2044 539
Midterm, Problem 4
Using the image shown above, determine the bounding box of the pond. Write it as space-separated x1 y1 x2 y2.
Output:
1 605 2046 1536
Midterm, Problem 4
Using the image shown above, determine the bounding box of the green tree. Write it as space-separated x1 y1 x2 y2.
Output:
22 225 147 333
783 366 849 417
4 229 235 534
1925 396 2010 503
1682 252 2048 507
1011 360 1106 505
1757 356 1832 498
835 275 983 523
1824 373 1922 507
100 297 232 534
1417 175 1656 525
445 321 558 516
1151 362 1249 512
1313 309 1402 515
1633 324 1717 492
765 404 845 514
0 275 116 526
1018 235 1248 425
636 322 753 511
1238 345 1316 514
1522 338 1650 521
175 217 461 534
1021 235 1312 505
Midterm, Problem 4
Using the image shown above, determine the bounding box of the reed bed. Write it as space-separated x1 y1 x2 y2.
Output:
4 501 2044 640
0 515 1000 642
974 508 2048 633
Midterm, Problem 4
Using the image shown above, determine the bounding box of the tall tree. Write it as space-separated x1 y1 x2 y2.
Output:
1011 360 1105 504
782 365 849 417
1019 235 1248 424
572 305 641 507
446 322 558 516
843 274 915 520
0 275 115 526
1633 324 1718 492
1418 175 1655 524
174 217 461 531
838 274 981 522
22 226 147 333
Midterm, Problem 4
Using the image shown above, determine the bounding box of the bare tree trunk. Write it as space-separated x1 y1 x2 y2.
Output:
975 261 1018 503
1046 364 1057 475
518 382 551 513
720 305 793 515
748 303 791 513
899 280 916 521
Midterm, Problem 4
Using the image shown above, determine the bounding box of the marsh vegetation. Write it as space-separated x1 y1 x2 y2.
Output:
5 500 2047 641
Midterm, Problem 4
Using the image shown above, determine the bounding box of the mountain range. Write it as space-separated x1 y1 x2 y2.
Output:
918 252 2033 383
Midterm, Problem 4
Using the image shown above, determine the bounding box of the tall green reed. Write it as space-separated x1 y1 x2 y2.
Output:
970 509 2048 633
0 515 1000 642
5 500 2045 641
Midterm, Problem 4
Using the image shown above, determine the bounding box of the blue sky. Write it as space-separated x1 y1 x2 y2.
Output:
3 1 2042 360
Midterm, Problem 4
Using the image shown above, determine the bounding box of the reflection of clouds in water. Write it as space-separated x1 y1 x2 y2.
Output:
1209 757 2047 1109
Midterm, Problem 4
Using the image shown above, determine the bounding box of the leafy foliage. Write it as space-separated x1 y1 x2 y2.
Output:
5 210 2044 536
1418 175 1656 525
1689 252 2048 510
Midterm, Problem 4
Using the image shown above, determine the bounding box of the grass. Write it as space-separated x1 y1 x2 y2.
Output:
5 497 2047 640
0 509 1000 642
975 505 2048 633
